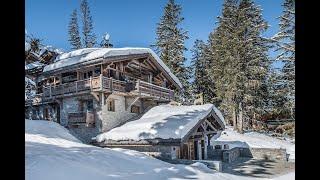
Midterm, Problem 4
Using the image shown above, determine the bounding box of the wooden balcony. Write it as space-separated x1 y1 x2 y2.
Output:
68 111 95 126
42 75 174 100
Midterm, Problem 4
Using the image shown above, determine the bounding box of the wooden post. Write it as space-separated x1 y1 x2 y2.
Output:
204 135 208 159
49 84 52 98
197 140 202 160
109 77 113 91
76 81 78 93
101 92 105 105
100 74 103 91
137 79 140 95
90 76 92 91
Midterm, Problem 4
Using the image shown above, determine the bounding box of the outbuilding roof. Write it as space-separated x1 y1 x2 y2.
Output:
95 104 225 143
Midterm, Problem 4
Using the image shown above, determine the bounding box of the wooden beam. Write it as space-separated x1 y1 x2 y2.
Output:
90 92 100 102
205 119 217 131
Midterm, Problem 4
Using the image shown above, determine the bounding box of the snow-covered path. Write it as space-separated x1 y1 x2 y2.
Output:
25 120 294 180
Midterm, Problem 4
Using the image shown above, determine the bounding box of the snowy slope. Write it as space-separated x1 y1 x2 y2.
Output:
43 47 182 88
211 126 295 160
96 104 224 142
27 120 284 180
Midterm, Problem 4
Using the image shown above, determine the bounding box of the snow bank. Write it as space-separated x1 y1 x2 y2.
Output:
211 126 295 160
43 47 182 88
96 104 224 142
27 120 266 180
271 172 295 180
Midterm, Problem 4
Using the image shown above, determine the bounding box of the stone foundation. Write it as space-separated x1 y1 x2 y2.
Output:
209 146 288 163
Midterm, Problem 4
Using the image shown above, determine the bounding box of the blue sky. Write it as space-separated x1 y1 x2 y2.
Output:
26 0 283 65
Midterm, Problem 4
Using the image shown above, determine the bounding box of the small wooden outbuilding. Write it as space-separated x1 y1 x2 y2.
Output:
94 104 225 160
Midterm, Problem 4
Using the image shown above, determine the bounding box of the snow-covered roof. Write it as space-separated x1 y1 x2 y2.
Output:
25 77 36 86
25 61 46 70
96 104 225 142
43 47 182 88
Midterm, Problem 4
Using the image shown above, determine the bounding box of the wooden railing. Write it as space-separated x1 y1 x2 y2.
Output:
135 80 174 100
42 74 174 100
68 112 86 124
43 76 101 98
68 111 95 125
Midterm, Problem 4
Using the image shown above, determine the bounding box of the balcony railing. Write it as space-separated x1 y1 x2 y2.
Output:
42 74 174 100
68 111 95 126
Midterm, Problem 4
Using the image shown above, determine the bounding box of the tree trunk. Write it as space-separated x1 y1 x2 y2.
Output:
238 102 244 134
233 105 237 131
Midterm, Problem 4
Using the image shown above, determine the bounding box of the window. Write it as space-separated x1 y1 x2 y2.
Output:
224 144 229 150
94 66 101 76
87 100 93 111
61 72 77 83
131 105 140 113
107 100 115 112
88 71 93 78
214 145 222 150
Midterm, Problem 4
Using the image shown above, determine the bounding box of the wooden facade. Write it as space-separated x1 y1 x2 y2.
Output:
36 53 178 105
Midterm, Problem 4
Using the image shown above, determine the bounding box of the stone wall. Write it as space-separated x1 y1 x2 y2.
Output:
222 148 240 163
106 145 178 160
68 125 100 143
207 145 223 160
208 146 288 162
60 95 102 142
99 94 139 132
61 96 79 126
242 148 287 161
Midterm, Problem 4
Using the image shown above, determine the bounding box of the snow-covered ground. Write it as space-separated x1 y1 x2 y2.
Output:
212 126 295 161
26 120 294 180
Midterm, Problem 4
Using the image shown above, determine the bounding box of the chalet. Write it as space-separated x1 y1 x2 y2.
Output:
94 104 225 160
25 47 182 142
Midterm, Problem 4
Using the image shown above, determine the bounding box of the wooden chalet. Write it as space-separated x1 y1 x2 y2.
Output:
25 47 182 143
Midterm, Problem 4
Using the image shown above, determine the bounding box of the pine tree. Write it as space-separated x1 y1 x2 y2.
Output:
80 0 96 48
207 0 239 128
190 39 216 104
152 0 190 103
68 9 82 50
236 0 270 132
207 0 270 133
272 0 295 119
